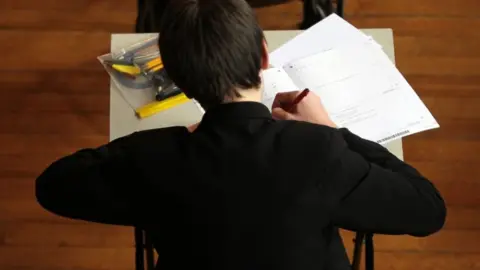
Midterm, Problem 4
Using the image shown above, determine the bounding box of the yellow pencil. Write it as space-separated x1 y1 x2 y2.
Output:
150 63 164 72
111 64 141 76
135 93 190 119
146 57 163 69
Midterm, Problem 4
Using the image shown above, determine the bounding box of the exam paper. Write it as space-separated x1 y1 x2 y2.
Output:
283 44 439 144
269 14 372 68
261 68 299 111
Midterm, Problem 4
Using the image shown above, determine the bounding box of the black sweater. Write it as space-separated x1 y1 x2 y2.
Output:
36 102 446 270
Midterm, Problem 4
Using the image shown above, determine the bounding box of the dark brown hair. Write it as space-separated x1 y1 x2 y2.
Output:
158 0 265 109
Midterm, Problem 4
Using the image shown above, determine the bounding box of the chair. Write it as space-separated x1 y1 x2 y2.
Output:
300 0 345 29
245 0 344 29
135 228 156 270
135 0 345 33
134 228 373 270
352 232 375 270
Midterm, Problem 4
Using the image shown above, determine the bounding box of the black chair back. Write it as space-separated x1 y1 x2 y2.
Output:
135 0 345 33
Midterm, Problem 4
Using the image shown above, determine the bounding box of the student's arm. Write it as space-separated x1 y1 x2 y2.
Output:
321 128 446 237
35 132 154 226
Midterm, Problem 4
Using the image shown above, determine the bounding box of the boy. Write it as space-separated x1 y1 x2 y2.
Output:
37 1 445 269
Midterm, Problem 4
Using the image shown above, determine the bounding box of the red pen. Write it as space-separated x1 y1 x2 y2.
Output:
284 88 310 112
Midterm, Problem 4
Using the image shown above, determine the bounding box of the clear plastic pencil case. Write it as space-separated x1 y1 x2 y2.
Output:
98 36 179 111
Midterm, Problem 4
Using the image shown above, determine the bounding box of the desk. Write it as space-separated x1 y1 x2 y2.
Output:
110 30 403 160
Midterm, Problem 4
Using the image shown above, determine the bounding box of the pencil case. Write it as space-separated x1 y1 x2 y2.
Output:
98 36 186 116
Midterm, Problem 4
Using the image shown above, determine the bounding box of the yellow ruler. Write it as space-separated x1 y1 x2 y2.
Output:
135 93 190 119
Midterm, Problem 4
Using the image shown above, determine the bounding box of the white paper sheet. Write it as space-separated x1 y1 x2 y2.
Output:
283 44 439 144
261 68 299 111
269 14 372 68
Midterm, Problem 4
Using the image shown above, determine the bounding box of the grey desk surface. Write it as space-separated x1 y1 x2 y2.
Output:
110 30 403 160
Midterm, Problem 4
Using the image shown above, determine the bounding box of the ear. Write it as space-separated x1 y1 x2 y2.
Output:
261 39 269 70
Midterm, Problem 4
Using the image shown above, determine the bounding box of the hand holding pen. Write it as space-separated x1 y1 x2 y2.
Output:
271 89 337 128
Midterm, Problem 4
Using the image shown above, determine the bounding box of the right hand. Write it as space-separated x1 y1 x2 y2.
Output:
271 90 337 128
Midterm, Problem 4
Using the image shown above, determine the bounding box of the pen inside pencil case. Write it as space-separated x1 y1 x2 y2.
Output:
132 46 161 65
138 57 169 87
134 52 161 63
134 44 160 57
135 56 163 73
113 38 158 61
156 84 182 101
102 58 155 89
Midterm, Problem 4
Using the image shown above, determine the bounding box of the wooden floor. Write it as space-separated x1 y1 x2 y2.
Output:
0 0 479 269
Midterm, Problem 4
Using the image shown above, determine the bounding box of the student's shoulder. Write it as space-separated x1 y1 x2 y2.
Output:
112 126 189 150
270 120 346 165
273 120 339 143
132 126 188 139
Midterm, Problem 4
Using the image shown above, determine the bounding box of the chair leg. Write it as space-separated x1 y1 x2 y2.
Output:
336 0 345 17
300 0 334 29
351 232 364 270
365 233 374 270
134 228 145 270
145 231 155 270
135 0 147 33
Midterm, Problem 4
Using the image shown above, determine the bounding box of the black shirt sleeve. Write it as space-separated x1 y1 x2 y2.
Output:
35 132 149 226
319 128 446 237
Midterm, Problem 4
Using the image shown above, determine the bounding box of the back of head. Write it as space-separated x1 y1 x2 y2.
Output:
158 0 265 109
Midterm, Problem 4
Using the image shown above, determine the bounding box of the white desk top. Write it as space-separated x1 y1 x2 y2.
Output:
110 30 403 160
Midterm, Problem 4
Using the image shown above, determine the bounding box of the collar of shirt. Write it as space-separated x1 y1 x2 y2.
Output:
201 102 273 125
